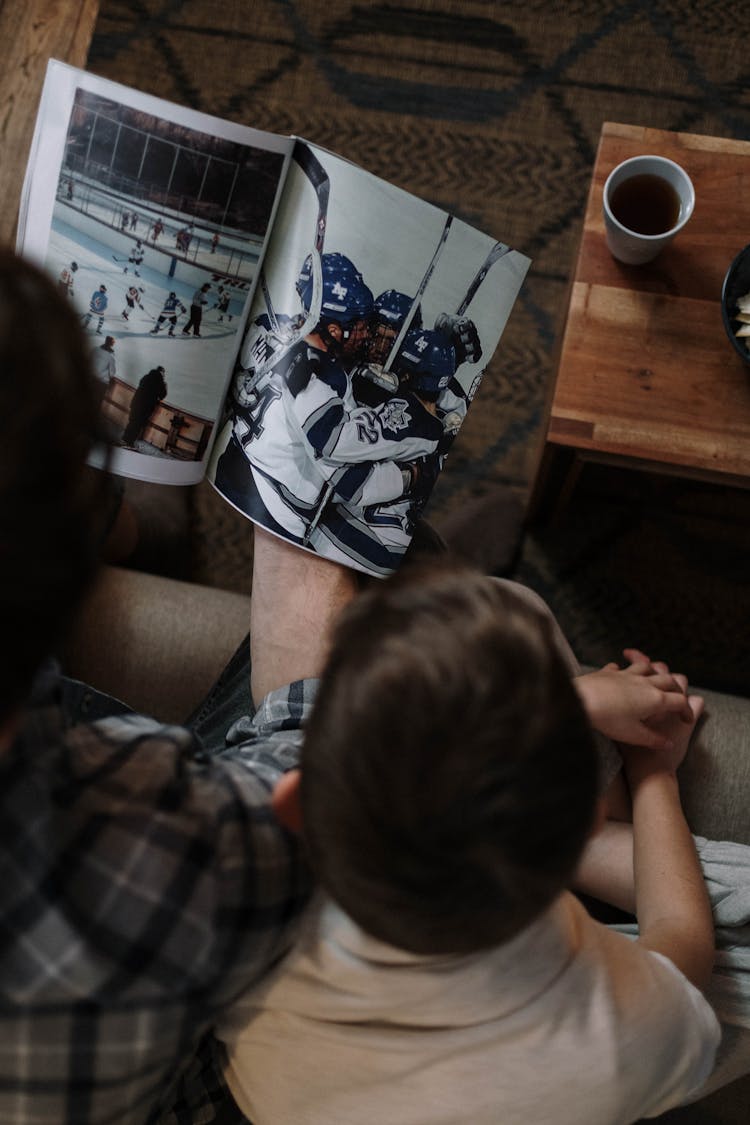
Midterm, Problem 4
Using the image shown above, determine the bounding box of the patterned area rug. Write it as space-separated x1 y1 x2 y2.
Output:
89 1 750 692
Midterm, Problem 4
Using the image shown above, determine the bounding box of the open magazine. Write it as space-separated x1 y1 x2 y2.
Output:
18 59 530 577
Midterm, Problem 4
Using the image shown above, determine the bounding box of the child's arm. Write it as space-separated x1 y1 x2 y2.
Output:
624 711 715 992
575 695 715 993
575 649 693 751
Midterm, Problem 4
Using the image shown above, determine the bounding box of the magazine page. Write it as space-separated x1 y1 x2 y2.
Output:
208 139 530 576
17 59 293 486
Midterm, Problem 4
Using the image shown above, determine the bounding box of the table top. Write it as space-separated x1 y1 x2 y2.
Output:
547 122 750 486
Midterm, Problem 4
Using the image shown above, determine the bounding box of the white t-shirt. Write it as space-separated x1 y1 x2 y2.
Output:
219 891 719 1125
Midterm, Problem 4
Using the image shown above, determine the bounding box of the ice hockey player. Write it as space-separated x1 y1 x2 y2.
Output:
151 217 164 243
215 288 233 322
121 285 145 322
58 261 78 299
396 327 461 453
368 289 421 365
304 327 453 571
124 240 145 276
150 292 187 336
81 284 108 334
214 252 444 574
350 288 422 407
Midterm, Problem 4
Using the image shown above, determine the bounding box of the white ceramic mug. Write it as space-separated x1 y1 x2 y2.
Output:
602 155 695 265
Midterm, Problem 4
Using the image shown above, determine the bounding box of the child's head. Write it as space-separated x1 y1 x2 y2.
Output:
0 250 109 720
300 561 599 955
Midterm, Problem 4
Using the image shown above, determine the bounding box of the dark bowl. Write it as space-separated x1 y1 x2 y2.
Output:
721 243 750 363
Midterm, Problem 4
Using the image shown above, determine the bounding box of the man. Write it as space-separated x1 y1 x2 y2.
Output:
90 334 116 404
215 287 232 322
212 253 435 571
121 365 168 449
58 260 78 298
123 239 145 276
150 291 187 336
81 282 108 334
0 247 351 1123
182 282 211 336
121 284 145 321
5 249 743 1125
305 326 452 572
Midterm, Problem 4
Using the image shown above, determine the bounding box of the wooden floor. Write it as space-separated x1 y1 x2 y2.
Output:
0 0 99 246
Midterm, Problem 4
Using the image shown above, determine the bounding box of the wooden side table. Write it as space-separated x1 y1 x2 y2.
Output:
530 122 750 518
0 0 100 247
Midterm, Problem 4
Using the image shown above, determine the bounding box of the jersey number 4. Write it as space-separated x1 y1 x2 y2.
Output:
235 381 282 445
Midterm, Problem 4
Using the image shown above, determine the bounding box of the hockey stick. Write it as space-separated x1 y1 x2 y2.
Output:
383 214 454 375
260 271 280 335
350 214 456 395
111 255 129 263
303 219 455 548
250 141 330 377
456 240 511 316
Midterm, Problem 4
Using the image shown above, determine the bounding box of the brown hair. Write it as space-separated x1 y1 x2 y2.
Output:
301 561 599 955
0 250 109 718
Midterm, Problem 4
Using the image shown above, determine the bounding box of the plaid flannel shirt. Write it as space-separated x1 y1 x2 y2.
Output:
0 672 317 1124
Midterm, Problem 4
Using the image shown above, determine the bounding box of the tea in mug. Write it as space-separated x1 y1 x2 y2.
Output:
609 174 681 236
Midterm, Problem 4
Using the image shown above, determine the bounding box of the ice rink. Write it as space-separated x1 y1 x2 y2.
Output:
50 209 250 421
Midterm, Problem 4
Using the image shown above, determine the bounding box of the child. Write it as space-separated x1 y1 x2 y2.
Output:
214 562 750 1125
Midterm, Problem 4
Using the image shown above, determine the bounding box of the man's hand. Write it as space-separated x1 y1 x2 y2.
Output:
575 649 695 751
434 312 483 365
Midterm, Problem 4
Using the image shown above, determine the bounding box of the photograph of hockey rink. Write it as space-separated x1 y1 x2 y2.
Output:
19 61 292 485
49 196 258 483
51 208 249 415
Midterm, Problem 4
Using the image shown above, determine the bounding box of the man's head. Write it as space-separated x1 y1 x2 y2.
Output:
103 336 115 351
296 252 374 364
0 251 109 723
396 328 456 403
299 562 599 956
367 289 421 366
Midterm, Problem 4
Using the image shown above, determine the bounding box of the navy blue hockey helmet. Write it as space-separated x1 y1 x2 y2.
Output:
396 329 456 400
296 252 373 324
373 289 422 331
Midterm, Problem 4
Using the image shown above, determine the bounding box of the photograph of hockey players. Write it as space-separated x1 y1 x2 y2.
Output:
208 141 529 576
26 65 290 485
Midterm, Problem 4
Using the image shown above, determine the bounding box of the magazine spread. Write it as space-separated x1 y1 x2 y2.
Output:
19 60 530 577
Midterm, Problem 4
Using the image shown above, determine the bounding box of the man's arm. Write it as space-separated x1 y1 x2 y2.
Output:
250 527 359 703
